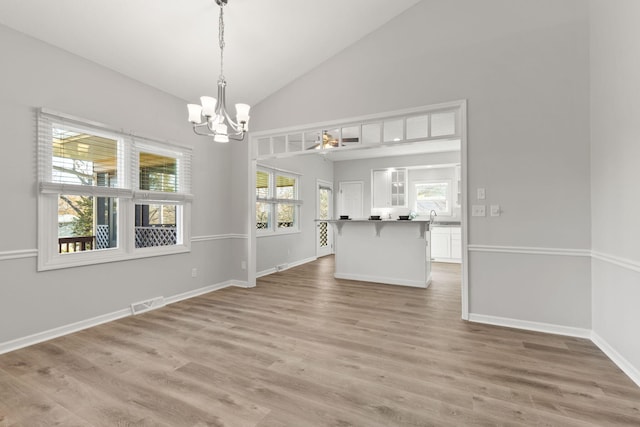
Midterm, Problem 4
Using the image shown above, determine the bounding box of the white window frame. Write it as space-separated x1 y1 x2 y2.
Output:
413 179 452 216
37 109 192 271
256 166 302 236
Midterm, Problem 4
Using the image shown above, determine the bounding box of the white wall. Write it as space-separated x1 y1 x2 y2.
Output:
229 141 250 282
589 0 640 382
333 151 460 219
256 155 333 275
251 0 591 330
0 24 239 348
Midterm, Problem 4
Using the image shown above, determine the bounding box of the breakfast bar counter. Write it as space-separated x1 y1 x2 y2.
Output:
326 219 432 288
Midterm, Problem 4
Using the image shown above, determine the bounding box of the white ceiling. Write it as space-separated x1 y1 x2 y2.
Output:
0 0 421 106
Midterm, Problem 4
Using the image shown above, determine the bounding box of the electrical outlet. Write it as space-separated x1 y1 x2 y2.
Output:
241 261 247 270
472 205 486 217
490 204 501 216
191 267 197 278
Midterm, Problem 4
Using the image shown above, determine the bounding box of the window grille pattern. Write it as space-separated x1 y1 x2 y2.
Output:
319 222 328 247
135 226 177 248
96 224 110 249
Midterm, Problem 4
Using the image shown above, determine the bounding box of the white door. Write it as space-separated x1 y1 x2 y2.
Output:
317 181 333 257
339 181 364 219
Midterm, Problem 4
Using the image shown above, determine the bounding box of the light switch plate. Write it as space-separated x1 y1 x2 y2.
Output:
472 205 486 217
490 204 501 216
477 188 486 200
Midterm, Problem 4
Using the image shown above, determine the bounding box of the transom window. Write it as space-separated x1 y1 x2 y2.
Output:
255 106 460 157
38 109 192 270
256 166 301 234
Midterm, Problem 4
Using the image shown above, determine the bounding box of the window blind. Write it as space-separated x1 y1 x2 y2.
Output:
39 110 193 199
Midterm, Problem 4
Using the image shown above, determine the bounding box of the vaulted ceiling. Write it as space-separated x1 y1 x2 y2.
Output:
0 0 420 106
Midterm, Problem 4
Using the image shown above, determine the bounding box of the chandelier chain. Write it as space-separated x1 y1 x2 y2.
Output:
218 2 225 81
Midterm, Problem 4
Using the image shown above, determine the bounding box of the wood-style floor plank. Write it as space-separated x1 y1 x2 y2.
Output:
1 257 639 426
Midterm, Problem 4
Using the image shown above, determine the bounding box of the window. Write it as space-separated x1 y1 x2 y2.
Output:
255 105 461 158
134 149 185 249
414 181 451 215
38 109 192 270
256 166 301 234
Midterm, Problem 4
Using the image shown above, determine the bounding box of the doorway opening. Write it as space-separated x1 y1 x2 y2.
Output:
316 181 333 258
249 100 468 319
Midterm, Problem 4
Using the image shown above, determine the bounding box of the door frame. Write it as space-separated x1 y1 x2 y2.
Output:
248 100 469 320
316 179 334 257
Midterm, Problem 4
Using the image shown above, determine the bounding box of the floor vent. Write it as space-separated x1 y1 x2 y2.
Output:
275 263 288 272
130 296 165 315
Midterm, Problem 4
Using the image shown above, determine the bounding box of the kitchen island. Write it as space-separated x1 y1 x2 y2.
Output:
326 219 432 288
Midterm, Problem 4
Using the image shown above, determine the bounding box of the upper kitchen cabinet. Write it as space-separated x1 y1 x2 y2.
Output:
373 168 407 208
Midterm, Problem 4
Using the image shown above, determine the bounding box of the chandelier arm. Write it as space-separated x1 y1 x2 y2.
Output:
220 108 241 131
192 125 215 137
228 132 247 142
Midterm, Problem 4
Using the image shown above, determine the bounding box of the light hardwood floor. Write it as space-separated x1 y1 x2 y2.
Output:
1 257 639 426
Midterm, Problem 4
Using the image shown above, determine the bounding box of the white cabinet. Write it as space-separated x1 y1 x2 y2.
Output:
431 227 451 259
450 227 462 259
372 168 407 208
430 226 461 263
372 170 390 208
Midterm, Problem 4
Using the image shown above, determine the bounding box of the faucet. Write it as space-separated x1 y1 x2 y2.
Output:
429 210 437 224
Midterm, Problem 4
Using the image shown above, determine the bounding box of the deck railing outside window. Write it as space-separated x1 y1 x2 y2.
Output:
58 225 177 253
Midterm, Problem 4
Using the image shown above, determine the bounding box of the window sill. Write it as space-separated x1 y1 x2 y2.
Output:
38 244 191 271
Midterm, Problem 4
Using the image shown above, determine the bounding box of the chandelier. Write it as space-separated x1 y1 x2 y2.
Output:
187 0 250 143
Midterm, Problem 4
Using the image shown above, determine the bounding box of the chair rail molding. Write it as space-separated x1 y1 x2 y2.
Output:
0 235 248 262
191 233 248 242
0 249 38 261
467 244 591 257
592 250 640 274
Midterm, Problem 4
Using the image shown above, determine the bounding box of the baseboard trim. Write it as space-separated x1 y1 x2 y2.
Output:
256 256 318 278
334 272 427 288
591 331 640 388
256 267 276 278
0 279 250 355
468 313 591 339
289 256 318 269
163 280 244 305
0 308 132 355
231 281 254 288
467 245 591 257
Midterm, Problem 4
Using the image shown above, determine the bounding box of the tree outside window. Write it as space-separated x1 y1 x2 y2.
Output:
415 181 450 215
